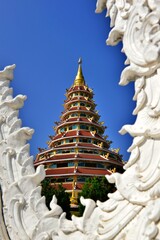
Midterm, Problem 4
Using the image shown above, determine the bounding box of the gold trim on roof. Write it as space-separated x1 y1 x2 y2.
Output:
74 58 85 86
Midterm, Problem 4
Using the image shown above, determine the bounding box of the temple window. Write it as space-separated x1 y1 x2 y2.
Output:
80 125 89 130
57 163 68 168
56 149 75 154
79 138 91 143
78 149 98 154
78 162 85 166
90 126 96 131
71 113 78 117
65 177 73 182
85 163 97 167
69 124 78 130
66 138 76 143
93 150 99 154
80 102 85 106
83 149 91 153
50 164 57 168
61 149 71 154
70 139 74 143
93 140 98 145
80 113 86 117
97 163 105 168
72 102 78 106
62 127 65 132
60 127 67 132
78 149 83 153
56 150 62 154
77 177 86 182
68 162 74 167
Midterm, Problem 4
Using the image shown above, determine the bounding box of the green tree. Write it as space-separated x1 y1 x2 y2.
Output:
79 176 115 216
41 178 71 219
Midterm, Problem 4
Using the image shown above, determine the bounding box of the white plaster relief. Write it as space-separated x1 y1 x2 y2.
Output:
95 0 160 239
0 0 160 239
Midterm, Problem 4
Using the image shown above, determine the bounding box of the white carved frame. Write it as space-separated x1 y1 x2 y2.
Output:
0 0 160 239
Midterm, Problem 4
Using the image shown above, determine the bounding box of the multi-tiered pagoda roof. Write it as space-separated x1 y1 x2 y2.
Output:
34 59 123 206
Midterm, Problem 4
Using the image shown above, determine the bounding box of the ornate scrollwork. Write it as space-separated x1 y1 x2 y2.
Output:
0 1 160 239
95 1 160 239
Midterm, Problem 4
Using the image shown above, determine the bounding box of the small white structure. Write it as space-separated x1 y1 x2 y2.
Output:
0 0 160 239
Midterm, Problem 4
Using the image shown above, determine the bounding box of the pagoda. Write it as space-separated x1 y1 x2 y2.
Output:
34 59 123 206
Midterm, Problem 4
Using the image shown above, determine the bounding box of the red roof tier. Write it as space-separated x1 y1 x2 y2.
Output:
35 152 123 167
61 109 100 120
49 143 104 149
64 96 93 104
57 118 103 129
51 130 104 141
46 167 111 176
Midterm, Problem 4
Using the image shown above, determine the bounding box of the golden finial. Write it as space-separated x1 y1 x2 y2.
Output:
74 57 85 86
78 57 82 65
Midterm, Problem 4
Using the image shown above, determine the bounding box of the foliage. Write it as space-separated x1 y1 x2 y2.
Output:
79 176 115 216
41 178 71 219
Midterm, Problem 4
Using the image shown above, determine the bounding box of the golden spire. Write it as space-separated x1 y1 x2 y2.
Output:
74 58 85 86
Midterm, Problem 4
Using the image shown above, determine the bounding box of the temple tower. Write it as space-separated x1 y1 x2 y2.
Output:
34 59 123 206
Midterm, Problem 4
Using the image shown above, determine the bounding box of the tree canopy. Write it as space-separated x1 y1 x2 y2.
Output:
79 176 115 215
41 178 71 219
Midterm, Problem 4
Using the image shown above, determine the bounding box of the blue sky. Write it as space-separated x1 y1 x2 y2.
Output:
0 1 136 161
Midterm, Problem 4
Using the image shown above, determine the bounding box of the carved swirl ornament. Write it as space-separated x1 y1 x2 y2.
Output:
0 0 160 239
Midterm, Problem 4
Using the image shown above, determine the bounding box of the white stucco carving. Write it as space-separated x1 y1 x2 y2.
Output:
0 0 160 239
